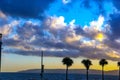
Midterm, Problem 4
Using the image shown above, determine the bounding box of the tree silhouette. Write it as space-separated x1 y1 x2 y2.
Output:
81 59 92 80
0 33 2 72
118 62 120 80
62 57 73 80
99 59 108 80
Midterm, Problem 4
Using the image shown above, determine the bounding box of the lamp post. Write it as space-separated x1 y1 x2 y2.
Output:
0 33 2 72
41 51 44 80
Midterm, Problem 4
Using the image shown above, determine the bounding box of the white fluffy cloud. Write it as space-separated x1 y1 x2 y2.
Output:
45 16 66 30
83 15 104 33
62 0 71 4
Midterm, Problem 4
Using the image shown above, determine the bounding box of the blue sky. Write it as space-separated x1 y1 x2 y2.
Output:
0 0 120 72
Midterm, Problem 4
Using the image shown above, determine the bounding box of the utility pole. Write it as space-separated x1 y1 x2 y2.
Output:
41 51 44 80
0 33 2 72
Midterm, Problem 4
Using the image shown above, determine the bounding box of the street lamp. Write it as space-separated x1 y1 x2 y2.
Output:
0 33 2 72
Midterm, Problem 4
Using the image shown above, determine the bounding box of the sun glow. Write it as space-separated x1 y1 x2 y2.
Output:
95 33 105 42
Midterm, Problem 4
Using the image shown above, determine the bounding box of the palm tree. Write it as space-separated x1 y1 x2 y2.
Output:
0 33 2 72
81 59 92 80
62 57 73 80
118 62 120 80
99 59 108 80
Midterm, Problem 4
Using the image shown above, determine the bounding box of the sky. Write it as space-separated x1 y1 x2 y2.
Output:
0 0 120 72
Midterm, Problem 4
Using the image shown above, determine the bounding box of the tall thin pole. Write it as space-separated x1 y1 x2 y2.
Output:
0 33 2 72
41 51 44 80
41 51 43 67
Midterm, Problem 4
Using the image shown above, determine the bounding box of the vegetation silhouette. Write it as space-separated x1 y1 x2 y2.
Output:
118 62 120 80
99 59 108 80
62 57 73 80
81 59 92 80
0 33 2 72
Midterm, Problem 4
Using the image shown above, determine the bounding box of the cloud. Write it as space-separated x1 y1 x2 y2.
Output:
94 32 106 42
0 11 19 36
1 0 120 62
45 16 67 30
0 0 55 18
1 14 120 61
112 0 120 10
109 13 120 39
82 15 106 42
62 0 71 4
106 51 120 59
16 22 43 40
79 0 114 16
103 39 120 50
0 11 7 19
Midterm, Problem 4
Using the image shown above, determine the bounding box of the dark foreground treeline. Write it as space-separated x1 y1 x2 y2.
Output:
40 57 120 80
61 57 120 80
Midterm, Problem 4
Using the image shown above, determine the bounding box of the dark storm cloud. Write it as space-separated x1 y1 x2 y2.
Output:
0 0 55 18
74 26 85 35
104 39 120 49
112 0 120 10
80 0 112 15
3 38 35 50
3 38 20 46
103 1 120 50
3 49 80 58
109 13 120 39
42 41 66 49
16 22 44 40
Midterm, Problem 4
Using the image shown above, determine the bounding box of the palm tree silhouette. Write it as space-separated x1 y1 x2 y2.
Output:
118 62 120 80
81 59 92 80
62 57 73 80
0 33 2 72
99 59 108 80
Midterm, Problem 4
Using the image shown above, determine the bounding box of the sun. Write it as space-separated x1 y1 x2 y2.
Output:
95 33 105 42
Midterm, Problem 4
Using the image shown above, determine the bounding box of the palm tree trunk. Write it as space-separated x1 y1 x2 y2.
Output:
40 73 43 80
102 66 104 80
66 66 68 80
86 69 88 80
0 41 2 72
118 66 120 80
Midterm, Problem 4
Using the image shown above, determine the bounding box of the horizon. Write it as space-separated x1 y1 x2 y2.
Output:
0 0 120 72
1 54 120 72
13 68 120 76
